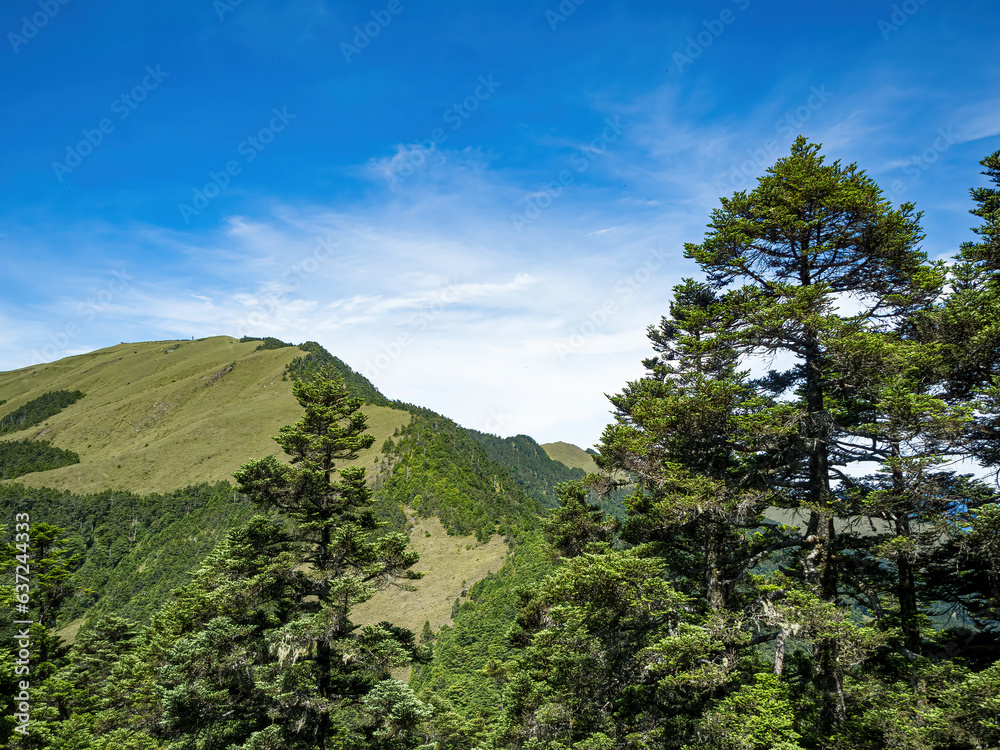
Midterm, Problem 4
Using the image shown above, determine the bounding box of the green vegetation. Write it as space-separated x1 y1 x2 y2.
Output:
1 143 999 750
284 340 393 406
239 334 297 351
468 432 630 520
0 389 83 434
0 481 256 625
492 141 1000 749
468 430 586 508
2 373 433 749
378 409 544 541
0 439 80 480
411 529 554 717
228 369 424 748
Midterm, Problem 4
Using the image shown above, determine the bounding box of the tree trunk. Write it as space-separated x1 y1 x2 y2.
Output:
774 629 788 676
706 529 724 611
803 323 846 735
897 515 921 656
890 442 922 657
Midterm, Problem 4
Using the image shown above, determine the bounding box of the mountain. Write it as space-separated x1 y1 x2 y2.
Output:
0 337 561 637
0 336 408 494
466 431 587 508
540 440 599 473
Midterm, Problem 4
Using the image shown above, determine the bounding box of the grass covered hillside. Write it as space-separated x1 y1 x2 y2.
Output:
540 440 598 474
0 336 409 494
0 338 548 644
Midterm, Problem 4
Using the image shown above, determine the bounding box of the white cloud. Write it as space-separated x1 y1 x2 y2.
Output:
6 69 995 449
953 100 1000 143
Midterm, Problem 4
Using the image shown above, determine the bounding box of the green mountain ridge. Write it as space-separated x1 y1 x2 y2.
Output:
467 431 587 509
0 336 562 634
0 336 590 746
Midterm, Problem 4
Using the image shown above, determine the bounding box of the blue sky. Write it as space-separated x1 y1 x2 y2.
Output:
2 0 999 449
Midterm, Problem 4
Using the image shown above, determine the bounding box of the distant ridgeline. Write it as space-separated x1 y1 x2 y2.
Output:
467 430 629 518
466 430 586 509
0 390 84 479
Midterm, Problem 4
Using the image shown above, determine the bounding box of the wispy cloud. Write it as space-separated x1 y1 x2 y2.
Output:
2 1 998 448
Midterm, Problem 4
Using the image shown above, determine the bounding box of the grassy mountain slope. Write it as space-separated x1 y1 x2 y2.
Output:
0 336 408 494
352 514 509 636
0 338 553 643
540 440 598 474
410 528 555 716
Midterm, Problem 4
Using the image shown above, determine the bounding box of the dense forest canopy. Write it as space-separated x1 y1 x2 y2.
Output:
2 142 999 749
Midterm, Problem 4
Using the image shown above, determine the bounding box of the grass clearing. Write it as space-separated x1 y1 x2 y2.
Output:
352 514 508 635
55 617 86 646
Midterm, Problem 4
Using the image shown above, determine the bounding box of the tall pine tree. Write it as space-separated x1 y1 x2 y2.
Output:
233 367 423 749
601 137 947 739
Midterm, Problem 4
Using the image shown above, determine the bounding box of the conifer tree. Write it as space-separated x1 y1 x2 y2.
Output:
904 149 1000 643
540 480 615 558
924 150 1000 465
232 367 423 749
493 549 730 750
600 137 947 739
598 279 794 614
957 149 1000 272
